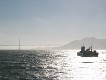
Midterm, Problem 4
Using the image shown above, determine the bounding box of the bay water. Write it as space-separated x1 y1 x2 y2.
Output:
0 50 106 80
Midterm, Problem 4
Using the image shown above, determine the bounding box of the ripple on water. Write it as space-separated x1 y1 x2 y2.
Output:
0 50 106 80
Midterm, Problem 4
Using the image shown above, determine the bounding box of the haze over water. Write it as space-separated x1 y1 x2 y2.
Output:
0 0 106 46
0 0 106 80
0 50 106 80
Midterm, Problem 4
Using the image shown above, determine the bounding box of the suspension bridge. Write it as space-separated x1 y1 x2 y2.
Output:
0 37 50 50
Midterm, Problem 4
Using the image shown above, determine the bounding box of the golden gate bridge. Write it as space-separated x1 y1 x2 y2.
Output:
0 37 46 50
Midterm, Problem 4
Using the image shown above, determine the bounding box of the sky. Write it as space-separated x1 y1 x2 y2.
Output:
0 0 106 47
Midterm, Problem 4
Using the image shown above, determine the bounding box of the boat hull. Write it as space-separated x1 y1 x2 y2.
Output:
77 52 98 57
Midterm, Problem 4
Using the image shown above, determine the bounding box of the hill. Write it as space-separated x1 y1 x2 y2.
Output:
58 37 106 49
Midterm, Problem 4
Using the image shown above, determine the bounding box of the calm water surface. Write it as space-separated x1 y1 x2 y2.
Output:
0 50 106 80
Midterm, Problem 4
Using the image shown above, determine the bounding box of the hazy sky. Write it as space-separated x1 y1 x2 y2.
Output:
0 0 106 46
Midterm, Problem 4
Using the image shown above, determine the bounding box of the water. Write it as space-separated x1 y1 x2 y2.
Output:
0 50 106 80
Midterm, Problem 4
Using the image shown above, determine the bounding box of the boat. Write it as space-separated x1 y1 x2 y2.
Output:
77 46 98 57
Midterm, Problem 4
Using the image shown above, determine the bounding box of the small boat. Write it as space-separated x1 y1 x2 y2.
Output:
77 46 98 57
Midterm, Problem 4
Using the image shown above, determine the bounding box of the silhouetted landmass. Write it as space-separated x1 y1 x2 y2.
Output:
58 37 106 49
